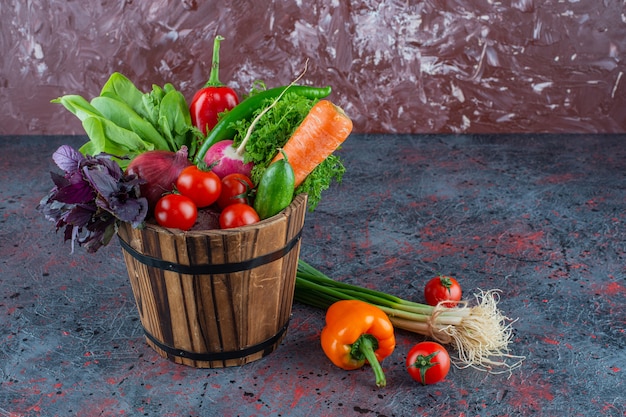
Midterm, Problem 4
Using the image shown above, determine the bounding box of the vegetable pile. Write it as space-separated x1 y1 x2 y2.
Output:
38 36 523 388
39 36 352 250
296 261 524 387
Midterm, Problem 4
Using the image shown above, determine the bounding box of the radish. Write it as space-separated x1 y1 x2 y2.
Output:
203 139 253 179
203 62 311 180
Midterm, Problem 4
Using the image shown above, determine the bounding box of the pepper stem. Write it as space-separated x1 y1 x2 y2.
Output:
352 334 387 388
205 35 224 87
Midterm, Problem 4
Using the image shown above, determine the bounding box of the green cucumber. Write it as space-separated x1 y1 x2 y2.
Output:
254 152 295 220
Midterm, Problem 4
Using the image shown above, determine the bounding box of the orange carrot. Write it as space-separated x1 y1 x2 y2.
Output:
271 99 353 188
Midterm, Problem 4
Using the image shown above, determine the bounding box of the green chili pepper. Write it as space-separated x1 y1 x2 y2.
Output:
193 85 332 164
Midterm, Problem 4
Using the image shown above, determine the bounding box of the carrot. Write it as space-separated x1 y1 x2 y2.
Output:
271 99 353 188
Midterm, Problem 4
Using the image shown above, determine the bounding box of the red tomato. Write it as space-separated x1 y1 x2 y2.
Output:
424 275 462 307
219 203 260 229
217 173 254 209
154 194 197 231
406 341 451 385
176 165 222 208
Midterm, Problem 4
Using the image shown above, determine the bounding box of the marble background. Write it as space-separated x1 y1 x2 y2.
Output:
2 0 625 135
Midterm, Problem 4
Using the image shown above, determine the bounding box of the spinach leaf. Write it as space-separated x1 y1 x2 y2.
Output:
142 84 165 126
159 90 195 151
100 73 149 120
82 117 154 168
91 96 170 151
51 95 103 122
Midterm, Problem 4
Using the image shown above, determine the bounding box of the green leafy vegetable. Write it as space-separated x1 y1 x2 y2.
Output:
52 95 103 122
142 84 166 126
159 88 196 154
230 91 345 210
52 72 201 167
81 117 154 167
297 154 345 210
90 96 170 151
100 72 148 119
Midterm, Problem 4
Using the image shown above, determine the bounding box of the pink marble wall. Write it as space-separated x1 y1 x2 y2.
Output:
2 0 625 135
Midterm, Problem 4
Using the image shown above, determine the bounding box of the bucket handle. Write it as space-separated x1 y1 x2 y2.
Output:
118 228 302 275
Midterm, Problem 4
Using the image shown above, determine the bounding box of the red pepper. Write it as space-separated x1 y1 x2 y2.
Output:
190 35 239 136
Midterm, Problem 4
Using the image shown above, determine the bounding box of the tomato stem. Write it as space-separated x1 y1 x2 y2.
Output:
409 351 440 385
352 334 387 388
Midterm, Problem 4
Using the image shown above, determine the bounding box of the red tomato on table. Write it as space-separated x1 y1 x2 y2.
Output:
406 341 451 385
424 275 462 307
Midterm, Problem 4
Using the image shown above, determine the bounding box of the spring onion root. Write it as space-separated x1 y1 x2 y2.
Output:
295 260 524 374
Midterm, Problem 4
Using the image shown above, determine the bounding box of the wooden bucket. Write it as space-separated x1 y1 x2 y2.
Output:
117 194 307 368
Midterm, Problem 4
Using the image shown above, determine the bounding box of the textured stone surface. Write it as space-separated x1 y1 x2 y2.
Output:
2 0 625 135
1 134 624 416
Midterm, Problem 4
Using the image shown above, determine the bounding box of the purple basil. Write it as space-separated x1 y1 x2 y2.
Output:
38 145 148 253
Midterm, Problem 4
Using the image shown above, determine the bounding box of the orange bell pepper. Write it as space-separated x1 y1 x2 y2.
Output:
320 299 396 388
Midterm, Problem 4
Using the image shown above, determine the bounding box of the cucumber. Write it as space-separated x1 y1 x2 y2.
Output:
254 155 295 220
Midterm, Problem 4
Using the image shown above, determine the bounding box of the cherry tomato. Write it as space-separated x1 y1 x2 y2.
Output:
424 275 462 307
219 203 260 229
406 341 451 385
176 165 222 208
154 194 197 231
217 173 254 209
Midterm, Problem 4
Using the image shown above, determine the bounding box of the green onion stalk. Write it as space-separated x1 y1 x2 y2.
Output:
295 260 524 373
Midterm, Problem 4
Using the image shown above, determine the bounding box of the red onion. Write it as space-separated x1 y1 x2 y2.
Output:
125 146 191 210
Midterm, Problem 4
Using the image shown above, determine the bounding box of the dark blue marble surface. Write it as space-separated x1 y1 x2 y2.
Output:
1 134 624 416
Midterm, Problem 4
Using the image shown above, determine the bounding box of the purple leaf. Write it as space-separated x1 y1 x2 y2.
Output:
53 180 95 204
52 145 84 173
84 165 119 199
63 204 97 228
40 145 148 253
